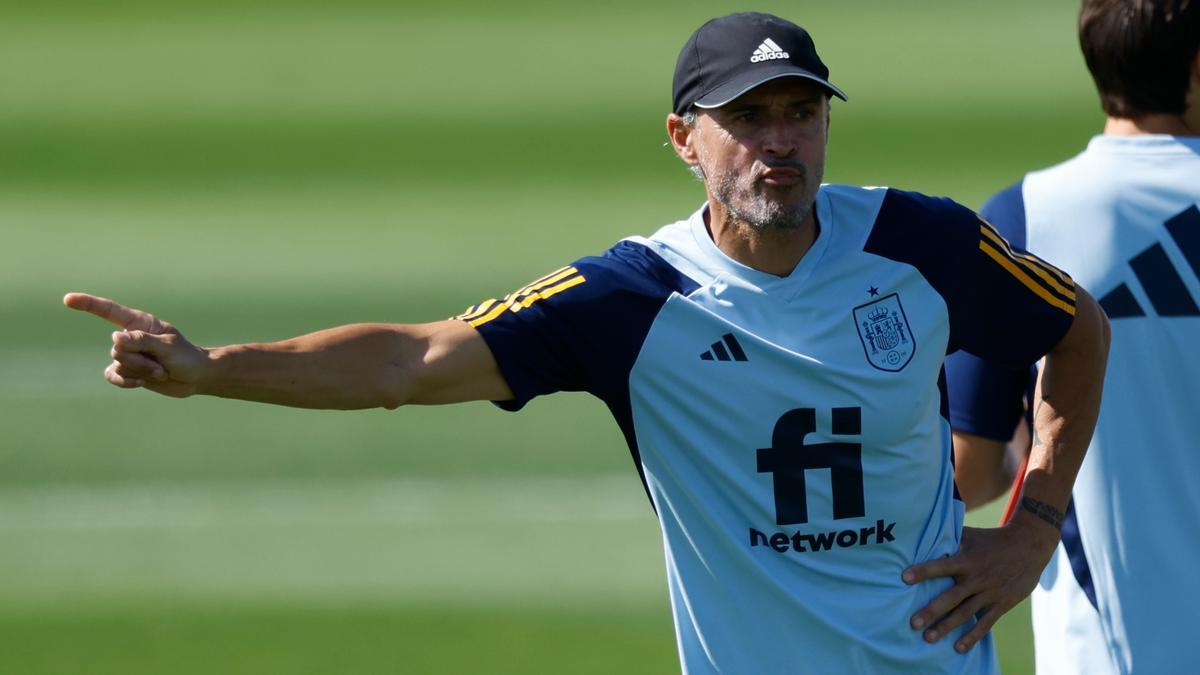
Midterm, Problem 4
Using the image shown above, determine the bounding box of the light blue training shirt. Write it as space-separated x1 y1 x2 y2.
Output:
461 184 1075 674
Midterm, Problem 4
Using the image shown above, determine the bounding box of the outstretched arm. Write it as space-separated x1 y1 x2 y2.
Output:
903 286 1110 653
64 292 514 409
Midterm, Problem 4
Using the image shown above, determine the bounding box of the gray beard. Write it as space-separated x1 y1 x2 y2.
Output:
704 166 814 232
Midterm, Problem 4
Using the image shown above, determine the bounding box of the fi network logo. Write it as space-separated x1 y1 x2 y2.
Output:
757 407 864 525
750 406 897 555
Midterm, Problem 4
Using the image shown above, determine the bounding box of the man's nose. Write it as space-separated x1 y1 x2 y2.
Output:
760 120 797 157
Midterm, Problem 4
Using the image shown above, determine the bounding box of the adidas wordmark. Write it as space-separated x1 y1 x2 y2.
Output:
750 38 789 63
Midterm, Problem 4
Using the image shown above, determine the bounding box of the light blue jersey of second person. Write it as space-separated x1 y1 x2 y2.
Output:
459 184 1075 674
947 135 1200 675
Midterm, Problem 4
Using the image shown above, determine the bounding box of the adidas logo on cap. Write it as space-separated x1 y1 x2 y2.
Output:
750 38 789 63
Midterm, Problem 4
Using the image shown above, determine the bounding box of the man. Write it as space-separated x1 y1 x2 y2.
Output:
67 12 1109 674
945 0 1199 672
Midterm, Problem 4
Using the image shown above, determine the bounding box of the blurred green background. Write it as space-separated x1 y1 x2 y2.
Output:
2 0 1099 672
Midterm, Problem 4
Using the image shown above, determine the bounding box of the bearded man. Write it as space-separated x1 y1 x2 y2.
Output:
66 12 1109 674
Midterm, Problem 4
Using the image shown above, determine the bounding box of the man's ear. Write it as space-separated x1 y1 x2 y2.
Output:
666 113 700 167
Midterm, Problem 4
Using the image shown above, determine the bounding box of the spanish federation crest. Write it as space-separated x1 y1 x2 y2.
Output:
853 293 915 372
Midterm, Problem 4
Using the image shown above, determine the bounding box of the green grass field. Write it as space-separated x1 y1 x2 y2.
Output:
3 1 1095 672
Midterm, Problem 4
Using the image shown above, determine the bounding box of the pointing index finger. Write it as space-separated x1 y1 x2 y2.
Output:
63 292 160 331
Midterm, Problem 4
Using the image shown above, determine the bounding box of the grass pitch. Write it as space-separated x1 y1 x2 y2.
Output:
4 0 1086 672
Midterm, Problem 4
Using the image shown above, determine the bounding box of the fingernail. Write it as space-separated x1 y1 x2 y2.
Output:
902 570 915 583
911 617 924 629
956 642 968 653
925 629 938 642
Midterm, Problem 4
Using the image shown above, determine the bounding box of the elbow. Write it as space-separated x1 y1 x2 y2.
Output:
379 397 405 411
375 362 418 410
377 377 414 410
957 474 1011 512
953 432 1016 511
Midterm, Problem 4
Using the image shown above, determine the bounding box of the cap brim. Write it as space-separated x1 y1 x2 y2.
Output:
693 70 848 108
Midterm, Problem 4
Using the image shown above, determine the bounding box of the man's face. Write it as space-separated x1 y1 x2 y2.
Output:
683 78 830 231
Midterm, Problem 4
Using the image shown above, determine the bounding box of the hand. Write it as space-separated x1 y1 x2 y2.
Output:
63 292 208 397
901 516 1058 653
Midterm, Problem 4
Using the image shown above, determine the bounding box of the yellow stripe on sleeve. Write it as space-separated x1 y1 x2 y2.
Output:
527 266 572 287
509 266 572 300
979 242 1076 316
453 267 576 322
515 267 580 299
978 223 1075 298
454 298 498 322
513 274 587 309
464 269 588 328
977 219 1068 285
466 300 512 327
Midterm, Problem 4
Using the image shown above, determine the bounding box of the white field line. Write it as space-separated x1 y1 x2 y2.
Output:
0 477 668 608
0 476 651 530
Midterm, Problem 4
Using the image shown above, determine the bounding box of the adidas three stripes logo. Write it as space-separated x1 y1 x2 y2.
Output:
750 38 789 63
1099 205 1200 319
701 333 748 362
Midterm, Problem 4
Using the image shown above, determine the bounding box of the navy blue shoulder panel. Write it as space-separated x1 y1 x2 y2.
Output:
865 188 1074 370
946 180 1035 440
467 240 699 503
979 180 1027 250
470 239 699 412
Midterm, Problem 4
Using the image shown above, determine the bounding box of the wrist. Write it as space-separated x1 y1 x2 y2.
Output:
192 345 228 396
1008 501 1063 553
1019 496 1064 530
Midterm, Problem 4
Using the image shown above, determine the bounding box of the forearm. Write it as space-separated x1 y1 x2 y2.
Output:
1019 290 1110 531
198 323 427 410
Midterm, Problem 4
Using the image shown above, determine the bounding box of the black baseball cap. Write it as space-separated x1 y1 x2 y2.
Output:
672 12 847 115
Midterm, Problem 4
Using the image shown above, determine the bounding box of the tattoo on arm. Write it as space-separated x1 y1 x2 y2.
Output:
1020 497 1064 531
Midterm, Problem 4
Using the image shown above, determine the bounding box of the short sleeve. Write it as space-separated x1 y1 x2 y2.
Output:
866 188 1076 370
454 241 699 411
943 181 1038 439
